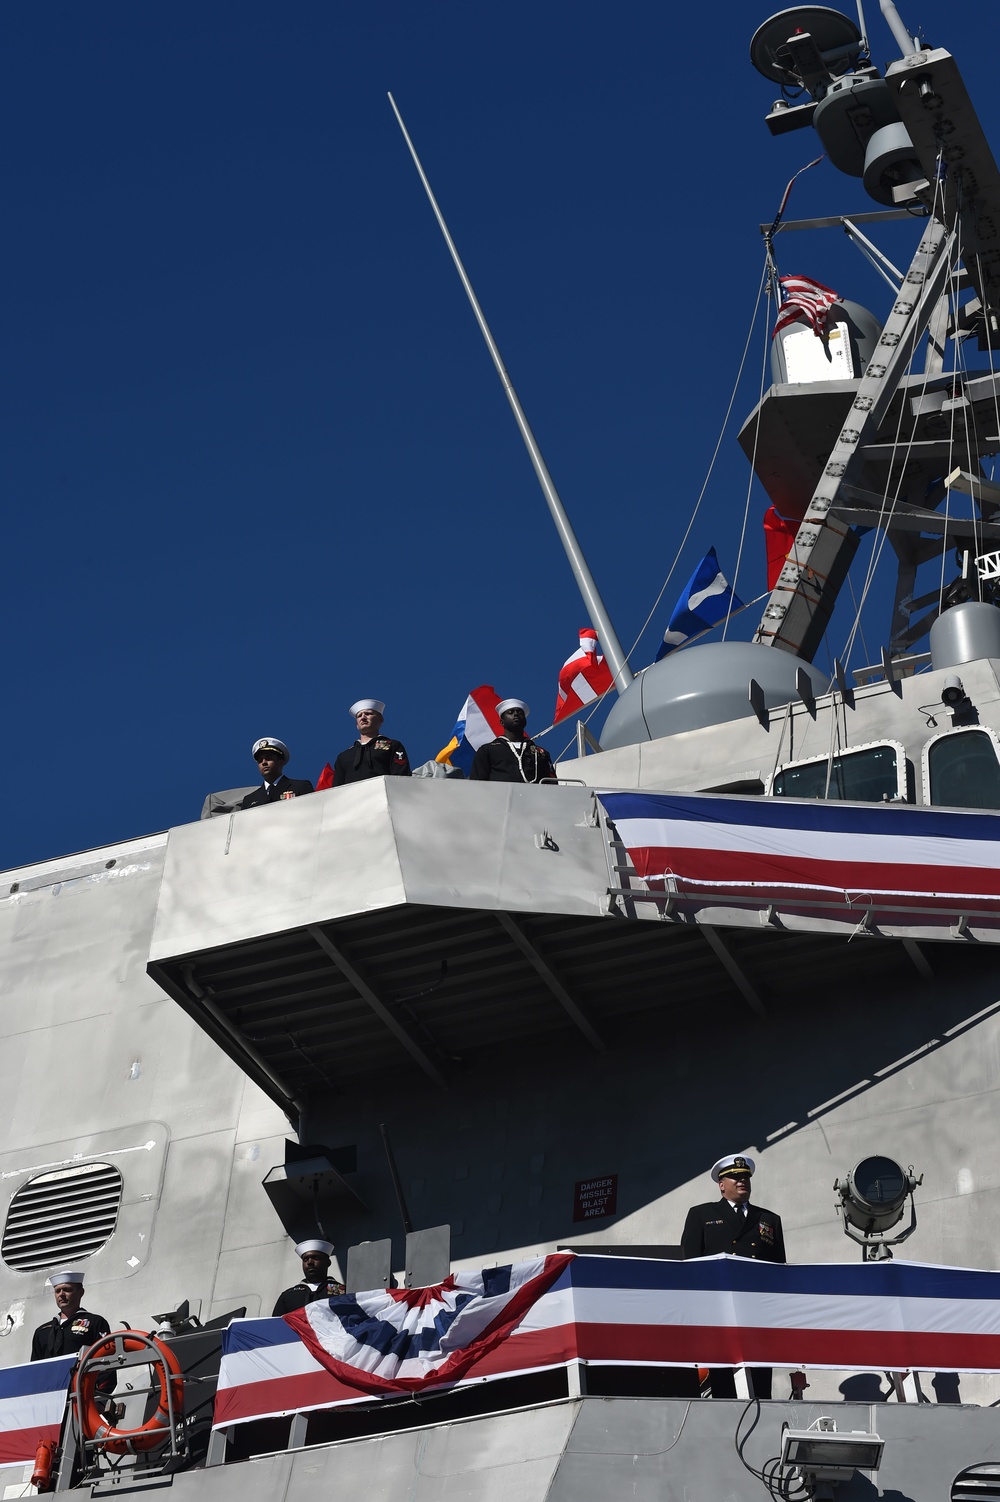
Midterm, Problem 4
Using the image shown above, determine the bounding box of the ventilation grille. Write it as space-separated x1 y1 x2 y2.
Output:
953 1465 1000 1501
1 1162 123 1271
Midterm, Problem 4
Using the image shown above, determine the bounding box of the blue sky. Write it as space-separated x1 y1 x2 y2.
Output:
3 0 996 867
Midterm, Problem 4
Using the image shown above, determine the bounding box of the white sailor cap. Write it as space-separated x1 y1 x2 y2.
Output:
711 1154 755 1182
350 699 385 717
252 737 289 761
46 1269 85 1287
496 698 529 716
294 1239 334 1257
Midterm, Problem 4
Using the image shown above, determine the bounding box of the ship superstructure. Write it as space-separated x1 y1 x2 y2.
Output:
6 3 1000 1499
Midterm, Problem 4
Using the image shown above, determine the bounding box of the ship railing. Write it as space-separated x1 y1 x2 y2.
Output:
605 872 992 940
853 650 930 684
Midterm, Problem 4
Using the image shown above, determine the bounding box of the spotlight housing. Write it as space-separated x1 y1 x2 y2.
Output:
781 1421 883 1488
834 1156 922 1259
941 675 967 707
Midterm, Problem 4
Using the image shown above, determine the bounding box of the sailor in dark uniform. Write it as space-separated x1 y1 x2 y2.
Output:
681 1154 785 1400
31 1269 111 1361
468 699 555 784
272 1239 345 1316
331 700 411 785
240 738 314 809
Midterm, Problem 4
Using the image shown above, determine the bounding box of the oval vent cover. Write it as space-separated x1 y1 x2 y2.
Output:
2 1162 123 1271
953 1464 1000 1501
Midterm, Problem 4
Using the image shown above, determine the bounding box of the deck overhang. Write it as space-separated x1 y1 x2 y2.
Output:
146 782 953 1119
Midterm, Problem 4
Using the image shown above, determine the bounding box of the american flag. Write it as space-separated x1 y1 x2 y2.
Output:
773 273 840 339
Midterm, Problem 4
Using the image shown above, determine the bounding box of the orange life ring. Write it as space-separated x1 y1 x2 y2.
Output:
76 1331 184 1456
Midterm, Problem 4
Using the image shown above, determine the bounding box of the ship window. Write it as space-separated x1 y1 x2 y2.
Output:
925 727 1000 810
1 1162 123 1272
770 742 904 801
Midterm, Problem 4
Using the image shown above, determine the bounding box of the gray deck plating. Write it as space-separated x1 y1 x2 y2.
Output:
145 1397 1000 1501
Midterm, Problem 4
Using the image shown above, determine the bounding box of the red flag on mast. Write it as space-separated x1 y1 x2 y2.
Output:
764 505 799 590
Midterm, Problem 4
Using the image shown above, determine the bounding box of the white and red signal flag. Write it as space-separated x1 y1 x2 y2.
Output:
773 274 840 339
554 628 614 724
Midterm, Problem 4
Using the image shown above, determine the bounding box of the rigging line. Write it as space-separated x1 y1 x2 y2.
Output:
950 241 996 572
552 686 610 761
968 250 1000 544
939 204 968 600
840 159 952 666
767 696 793 787
953 267 984 569
821 634 845 801
724 265 774 637
976 250 1000 487
846 570 872 668
619 255 771 669
839 396 915 668
843 535 877 669
844 226 903 294
838 426 903 666
839 373 919 667
840 383 922 667
974 251 1000 541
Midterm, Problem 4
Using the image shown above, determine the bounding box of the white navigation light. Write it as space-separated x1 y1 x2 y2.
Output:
834 1156 922 1259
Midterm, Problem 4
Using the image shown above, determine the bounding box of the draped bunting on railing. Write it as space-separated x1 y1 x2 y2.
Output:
212 1254 1000 1429
600 790 1000 943
0 1354 75 1468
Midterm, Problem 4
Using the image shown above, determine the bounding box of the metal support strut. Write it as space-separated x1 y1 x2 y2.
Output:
755 217 956 661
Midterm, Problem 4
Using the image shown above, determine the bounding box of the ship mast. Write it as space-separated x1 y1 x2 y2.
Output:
748 4 1000 663
388 94 634 692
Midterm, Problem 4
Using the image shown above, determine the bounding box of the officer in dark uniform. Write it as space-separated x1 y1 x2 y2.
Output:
241 739 314 809
272 1239 346 1316
468 700 555 784
31 1269 111 1361
681 1154 785 1399
331 700 411 785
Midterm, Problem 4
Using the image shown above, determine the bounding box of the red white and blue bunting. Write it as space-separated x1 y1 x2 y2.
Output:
600 790 1000 942
0 1354 75 1468
213 1254 1000 1429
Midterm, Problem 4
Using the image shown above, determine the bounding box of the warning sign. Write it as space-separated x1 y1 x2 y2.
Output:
573 1173 618 1223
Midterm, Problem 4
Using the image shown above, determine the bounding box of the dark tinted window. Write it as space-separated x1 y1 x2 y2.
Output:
772 744 899 801
927 730 1000 809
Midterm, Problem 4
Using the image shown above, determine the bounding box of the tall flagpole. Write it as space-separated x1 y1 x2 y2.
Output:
387 93 634 693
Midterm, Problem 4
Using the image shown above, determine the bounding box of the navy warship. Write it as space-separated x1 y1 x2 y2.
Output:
6 1 1000 1497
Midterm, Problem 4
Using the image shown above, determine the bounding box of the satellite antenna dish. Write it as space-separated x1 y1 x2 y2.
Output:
750 6 862 87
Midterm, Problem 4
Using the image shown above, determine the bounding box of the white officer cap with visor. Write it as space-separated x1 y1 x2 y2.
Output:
496 699 529 716
252 738 289 761
46 1269 86 1286
350 699 385 716
294 1239 334 1257
711 1154 756 1183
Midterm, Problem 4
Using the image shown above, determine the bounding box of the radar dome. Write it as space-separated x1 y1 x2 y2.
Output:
601 642 829 749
